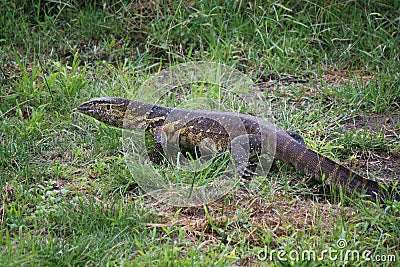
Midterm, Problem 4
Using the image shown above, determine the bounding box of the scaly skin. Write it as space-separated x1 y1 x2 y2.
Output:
77 97 400 202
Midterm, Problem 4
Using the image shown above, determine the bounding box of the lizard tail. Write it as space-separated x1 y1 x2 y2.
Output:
275 132 400 202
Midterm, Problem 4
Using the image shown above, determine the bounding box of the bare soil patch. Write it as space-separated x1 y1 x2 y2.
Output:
341 114 400 180
144 189 349 247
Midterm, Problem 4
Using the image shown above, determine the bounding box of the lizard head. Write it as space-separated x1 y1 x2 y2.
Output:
77 97 131 128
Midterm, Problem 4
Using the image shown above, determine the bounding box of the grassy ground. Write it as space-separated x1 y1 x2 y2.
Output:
1 0 399 266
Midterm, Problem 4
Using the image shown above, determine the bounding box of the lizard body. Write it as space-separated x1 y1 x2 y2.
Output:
77 97 399 202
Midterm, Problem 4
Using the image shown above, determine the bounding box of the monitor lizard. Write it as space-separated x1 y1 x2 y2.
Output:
77 97 399 202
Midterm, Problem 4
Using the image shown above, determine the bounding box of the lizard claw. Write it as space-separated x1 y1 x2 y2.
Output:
236 162 258 178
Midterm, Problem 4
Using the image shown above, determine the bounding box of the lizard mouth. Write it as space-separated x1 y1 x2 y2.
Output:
77 101 98 115
77 97 130 114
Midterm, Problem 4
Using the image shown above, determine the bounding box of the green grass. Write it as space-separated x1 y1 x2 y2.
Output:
1 0 399 266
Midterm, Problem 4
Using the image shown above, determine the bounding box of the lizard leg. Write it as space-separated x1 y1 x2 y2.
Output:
286 130 306 146
146 128 167 165
230 134 261 178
